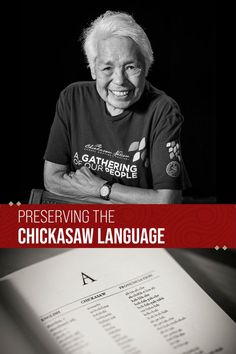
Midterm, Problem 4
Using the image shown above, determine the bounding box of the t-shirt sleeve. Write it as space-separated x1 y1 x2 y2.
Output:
150 98 191 190
44 89 71 165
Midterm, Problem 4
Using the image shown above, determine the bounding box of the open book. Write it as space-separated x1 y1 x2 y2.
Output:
0 249 235 354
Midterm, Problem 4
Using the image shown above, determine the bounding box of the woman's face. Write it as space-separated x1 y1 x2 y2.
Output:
92 36 146 116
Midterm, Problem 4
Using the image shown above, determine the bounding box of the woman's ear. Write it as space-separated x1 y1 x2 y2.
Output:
90 66 96 80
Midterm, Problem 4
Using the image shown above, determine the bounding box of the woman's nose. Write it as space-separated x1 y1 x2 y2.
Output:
112 68 126 85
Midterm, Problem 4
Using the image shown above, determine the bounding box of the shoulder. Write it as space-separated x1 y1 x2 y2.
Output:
145 81 184 124
145 81 181 111
59 81 97 101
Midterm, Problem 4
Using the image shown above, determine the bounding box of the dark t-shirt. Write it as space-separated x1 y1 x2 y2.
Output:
44 81 191 190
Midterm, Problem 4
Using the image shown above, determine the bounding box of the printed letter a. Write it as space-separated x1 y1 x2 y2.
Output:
81 272 96 285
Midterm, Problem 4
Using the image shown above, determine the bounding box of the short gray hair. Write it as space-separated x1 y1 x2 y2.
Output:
82 11 154 76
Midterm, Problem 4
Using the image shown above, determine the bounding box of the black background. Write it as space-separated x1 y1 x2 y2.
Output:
4 2 235 203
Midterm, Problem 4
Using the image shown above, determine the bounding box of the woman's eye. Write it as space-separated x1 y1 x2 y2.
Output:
126 65 141 75
126 65 135 70
103 67 112 71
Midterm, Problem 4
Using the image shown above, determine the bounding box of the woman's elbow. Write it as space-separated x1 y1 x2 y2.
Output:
43 171 55 193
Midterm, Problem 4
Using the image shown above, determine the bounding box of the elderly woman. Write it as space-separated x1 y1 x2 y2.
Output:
44 11 190 204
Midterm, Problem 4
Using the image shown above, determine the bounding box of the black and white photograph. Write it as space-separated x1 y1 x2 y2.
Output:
5 2 222 204
0 2 236 354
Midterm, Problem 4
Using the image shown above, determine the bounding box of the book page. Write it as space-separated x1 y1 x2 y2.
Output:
1 249 236 354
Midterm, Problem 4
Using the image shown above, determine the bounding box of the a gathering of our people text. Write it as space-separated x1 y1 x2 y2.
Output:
44 11 191 204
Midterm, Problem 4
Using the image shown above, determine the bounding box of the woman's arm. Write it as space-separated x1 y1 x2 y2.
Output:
44 161 182 204
109 184 182 204
44 160 109 204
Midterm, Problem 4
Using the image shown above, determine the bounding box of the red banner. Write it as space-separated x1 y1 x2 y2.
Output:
0 204 235 248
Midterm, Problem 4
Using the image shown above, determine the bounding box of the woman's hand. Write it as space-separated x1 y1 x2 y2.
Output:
63 166 106 198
